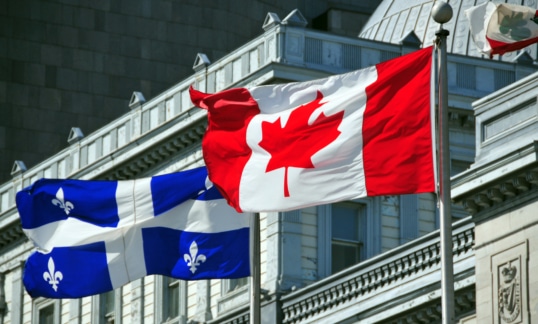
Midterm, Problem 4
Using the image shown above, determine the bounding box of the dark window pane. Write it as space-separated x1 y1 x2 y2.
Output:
104 290 115 315
228 277 248 292
39 305 54 324
166 278 179 319
332 241 360 273
332 204 359 241
331 202 364 273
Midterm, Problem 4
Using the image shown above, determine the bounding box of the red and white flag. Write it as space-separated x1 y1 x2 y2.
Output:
191 47 435 213
466 2 538 57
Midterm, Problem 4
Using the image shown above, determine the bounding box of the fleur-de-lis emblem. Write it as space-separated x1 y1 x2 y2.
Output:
43 257 63 292
184 241 207 274
52 187 74 215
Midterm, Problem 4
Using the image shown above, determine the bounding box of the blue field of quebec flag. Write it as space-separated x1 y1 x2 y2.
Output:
16 167 251 299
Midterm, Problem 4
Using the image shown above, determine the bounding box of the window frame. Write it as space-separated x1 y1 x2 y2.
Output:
317 198 380 278
222 277 249 294
92 288 122 324
155 275 188 324
32 298 60 324
217 277 250 314
164 277 180 321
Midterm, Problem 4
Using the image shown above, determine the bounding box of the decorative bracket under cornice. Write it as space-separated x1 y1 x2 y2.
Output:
102 121 206 180
0 222 24 252
460 167 538 215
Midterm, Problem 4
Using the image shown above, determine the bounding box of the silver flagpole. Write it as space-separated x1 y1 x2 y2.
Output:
250 213 261 324
432 2 455 323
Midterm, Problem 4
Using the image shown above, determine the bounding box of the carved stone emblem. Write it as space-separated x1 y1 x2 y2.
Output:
498 265 520 323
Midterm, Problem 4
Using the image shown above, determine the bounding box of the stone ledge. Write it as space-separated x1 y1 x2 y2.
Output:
452 141 538 217
280 219 474 323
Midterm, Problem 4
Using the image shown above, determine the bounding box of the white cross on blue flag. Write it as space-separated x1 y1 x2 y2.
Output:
16 167 252 299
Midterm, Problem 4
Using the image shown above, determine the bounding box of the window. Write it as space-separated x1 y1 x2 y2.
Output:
165 277 180 320
103 290 115 323
331 202 365 273
155 276 187 323
318 199 380 278
217 277 250 314
92 289 121 324
39 304 54 324
32 299 60 324
225 277 248 293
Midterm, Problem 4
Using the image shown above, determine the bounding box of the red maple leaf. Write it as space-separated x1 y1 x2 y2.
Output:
258 91 344 197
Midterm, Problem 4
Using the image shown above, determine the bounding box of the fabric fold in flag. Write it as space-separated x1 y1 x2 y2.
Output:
466 2 538 57
17 166 251 299
191 47 435 213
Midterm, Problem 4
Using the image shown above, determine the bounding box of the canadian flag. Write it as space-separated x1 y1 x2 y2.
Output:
191 47 435 213
466 2 538 57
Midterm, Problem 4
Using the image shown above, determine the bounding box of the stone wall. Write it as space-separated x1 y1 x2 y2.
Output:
0 0 381 183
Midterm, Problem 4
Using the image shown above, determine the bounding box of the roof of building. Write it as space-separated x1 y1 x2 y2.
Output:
359 0 538 61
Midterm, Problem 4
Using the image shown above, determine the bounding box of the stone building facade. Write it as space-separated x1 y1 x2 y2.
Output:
0 1 537 323
452 71 538 324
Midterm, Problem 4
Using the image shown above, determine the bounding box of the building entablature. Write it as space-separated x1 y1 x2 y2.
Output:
452 142 538 220
452 71 538 220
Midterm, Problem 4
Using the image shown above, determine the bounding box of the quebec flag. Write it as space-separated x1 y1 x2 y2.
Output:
16 167 252 299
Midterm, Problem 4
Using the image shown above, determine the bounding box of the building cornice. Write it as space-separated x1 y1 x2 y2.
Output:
452 142 538 218
0 217 25 253
89 114 207 180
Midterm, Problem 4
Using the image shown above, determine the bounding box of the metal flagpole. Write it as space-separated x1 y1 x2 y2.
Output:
250 213 261 324
432 2 455 323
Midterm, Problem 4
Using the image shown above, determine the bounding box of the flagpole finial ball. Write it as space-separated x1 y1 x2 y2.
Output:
431 1 453 24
